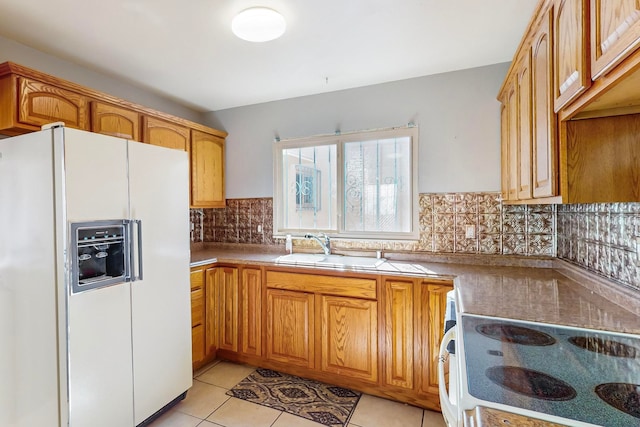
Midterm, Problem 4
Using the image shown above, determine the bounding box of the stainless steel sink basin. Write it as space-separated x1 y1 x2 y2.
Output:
275 253 386 269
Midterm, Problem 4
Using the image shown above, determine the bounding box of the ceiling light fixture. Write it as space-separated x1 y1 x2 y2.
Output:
232 7 286 42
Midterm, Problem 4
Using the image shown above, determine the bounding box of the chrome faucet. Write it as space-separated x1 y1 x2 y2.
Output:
304 232 331 255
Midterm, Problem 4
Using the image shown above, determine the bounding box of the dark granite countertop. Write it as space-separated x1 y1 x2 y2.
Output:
190 244 640 335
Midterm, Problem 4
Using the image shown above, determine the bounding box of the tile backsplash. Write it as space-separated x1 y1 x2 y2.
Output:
557 203 639 291
190 193 640 291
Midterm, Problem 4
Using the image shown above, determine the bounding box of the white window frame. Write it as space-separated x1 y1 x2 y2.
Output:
273 126 419 241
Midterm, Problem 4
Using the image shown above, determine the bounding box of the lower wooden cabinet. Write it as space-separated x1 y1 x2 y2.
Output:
215 266 239 353
241 267 262 356
384 279 414 390
189 267 207 368
190 262 452 410
191 324 205 365
417 281 454 398
266 288 315 368
320 295 378 382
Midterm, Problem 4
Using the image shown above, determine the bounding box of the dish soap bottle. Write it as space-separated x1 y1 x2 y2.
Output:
285 234 292 254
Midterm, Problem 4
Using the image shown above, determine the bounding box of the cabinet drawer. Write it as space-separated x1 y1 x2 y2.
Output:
192 324 205 364
191 287 204 327
266 270 376 299
190 267 204 290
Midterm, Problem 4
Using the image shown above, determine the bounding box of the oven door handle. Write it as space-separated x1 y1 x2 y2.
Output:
438 327 458 426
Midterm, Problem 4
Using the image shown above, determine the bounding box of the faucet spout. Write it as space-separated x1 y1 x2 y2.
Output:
304 232 331 255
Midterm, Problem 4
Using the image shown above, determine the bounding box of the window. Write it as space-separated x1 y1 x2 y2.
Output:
273 126 418 240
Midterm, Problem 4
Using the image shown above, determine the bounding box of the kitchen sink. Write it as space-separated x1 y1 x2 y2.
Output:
275 253 386 269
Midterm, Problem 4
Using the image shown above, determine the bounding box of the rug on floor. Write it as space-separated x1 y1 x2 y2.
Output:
226 368 362 427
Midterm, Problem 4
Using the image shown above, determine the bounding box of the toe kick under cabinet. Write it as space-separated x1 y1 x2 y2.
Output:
198 262 452 411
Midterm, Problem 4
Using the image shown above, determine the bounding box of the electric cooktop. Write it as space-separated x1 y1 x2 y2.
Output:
461 316 640 426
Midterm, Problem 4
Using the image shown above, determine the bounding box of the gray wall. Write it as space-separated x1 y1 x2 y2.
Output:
0 35 203 122
204 62 509 199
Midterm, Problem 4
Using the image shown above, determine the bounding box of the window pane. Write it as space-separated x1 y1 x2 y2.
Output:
281 144 337 230
343 137 412 233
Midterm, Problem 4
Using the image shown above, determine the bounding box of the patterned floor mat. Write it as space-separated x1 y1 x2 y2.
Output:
226 368 362 427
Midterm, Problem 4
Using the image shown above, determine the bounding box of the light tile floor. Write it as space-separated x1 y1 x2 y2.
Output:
149 360 446 427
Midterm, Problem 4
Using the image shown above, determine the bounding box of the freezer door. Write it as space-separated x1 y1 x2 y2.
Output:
63 128 135 427
0 131 61 427
127 141 192 424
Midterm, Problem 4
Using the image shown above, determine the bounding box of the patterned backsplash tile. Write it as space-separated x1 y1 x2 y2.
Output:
556 203 640 291
190 194 640 291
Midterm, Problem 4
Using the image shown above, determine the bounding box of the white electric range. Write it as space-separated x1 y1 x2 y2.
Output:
440 310 640 426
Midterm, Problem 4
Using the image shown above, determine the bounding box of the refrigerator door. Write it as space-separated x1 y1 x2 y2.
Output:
127 141 192 424
62 128 135 427
0 132 61 427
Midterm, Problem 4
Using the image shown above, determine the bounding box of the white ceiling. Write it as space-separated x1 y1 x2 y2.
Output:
0 0 538 112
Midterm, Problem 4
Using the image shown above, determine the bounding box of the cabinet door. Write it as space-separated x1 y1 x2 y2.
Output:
517 54 533 200
554 0 590 111
191 130 226 208
216 267 239 353
417 282 453 398
320 295 378 382
91 101 140 141
532 9 559 199
506 81 519 200
266 288 315 368
500 102 510 201
143 116 189 151
205 268 218 355
591 0 640 79
190 267 206 365
384 279 414 389
18 77 89 130
241 267 262 356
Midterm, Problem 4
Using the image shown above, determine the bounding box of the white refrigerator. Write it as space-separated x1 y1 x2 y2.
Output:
0 125 193 426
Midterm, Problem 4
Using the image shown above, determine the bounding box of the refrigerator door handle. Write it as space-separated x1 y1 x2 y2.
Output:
132 219 143 281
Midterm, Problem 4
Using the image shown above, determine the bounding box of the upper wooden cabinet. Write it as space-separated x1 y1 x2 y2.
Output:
500 103 510 201
531 9 559 199
0 62 228 206
590 0 640 79
91 101 140 141
143 116 190 151
499 0 640 203
191 130 226 208
553 0 590 112
517 54 533 200
18 77 89 130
